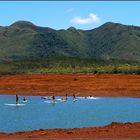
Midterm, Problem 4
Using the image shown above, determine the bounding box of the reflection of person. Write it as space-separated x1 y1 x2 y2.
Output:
16 95 18 104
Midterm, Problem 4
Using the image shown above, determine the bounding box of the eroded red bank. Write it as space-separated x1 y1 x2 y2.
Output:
0 122 140 138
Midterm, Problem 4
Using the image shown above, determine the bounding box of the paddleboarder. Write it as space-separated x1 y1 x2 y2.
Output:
23 96 27 102
65 93 68 100
73 94 78 102
73 94 76 100
16 94 18 104
52 96 55 101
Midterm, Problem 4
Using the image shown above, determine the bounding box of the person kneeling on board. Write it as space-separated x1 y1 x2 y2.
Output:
23 96 27 102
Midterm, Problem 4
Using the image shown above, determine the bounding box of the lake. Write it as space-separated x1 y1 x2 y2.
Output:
0 95 140 132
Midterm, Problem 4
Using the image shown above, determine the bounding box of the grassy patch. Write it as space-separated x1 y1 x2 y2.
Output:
0 57 140 74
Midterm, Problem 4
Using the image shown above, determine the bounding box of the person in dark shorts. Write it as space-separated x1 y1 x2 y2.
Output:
73 94 76 100
52 96 55 101
65 94 68 100
16 94 18 104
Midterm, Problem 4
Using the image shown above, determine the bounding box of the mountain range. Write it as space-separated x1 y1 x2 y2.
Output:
0 21 140 63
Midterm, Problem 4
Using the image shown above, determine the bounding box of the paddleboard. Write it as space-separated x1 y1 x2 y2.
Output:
77 97 85 99
73 99 78 102
60 99 67 102
87 97 100 99
47 97 53 100
44 101 58 104
23 100 27 103
41 97 47 99
41 97 52 100
56 99 67 102
56 98 62 101
4 103 26 106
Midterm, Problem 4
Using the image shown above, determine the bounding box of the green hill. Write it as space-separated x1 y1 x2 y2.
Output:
0 21 140 73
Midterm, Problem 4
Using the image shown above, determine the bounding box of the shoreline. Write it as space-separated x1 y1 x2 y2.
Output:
0 122 140 138
1 94 140 99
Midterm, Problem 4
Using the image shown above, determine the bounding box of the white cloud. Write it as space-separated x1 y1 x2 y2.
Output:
66 8 74 13
71 13 100 25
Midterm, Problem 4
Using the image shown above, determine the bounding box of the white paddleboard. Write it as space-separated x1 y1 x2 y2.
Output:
56 99 62 101
73 99 78 102
60 99 67 102
42 97 52 100
56 99 67 102
4 103 26 106
23 100 27 103
87 97 100 99
77 97 85 99
44 101 58 104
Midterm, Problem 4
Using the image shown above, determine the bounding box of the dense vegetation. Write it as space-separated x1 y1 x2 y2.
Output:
0 21 140 74
0 57 140 74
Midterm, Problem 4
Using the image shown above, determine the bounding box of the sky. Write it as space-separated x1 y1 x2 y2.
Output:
0 1 140 30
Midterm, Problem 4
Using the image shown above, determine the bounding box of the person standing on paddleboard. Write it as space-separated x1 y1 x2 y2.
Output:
65 93 68 100
16 94 18 104
52 96 55 101
73 94 76 100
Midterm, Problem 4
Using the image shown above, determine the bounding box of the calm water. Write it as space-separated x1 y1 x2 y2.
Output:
0 95 140 132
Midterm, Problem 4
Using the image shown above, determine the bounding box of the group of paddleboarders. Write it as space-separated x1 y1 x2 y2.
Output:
15 93 94 104
42 93 76 102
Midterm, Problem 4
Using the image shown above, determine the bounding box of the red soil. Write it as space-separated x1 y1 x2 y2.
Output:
0 122 140 138
0 74 140 97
